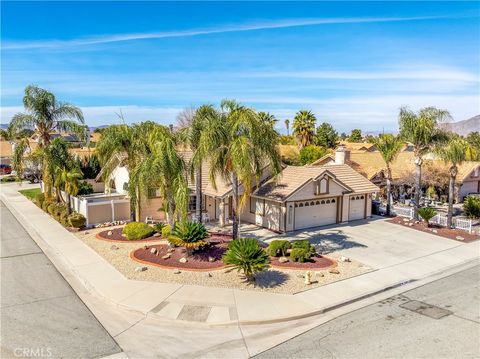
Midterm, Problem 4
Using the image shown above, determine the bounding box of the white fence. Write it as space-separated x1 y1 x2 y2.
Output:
392 206 414 220
429 214 472 233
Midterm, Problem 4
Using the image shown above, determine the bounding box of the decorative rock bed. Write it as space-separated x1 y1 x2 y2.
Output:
96 227 162 242
270 255 336 270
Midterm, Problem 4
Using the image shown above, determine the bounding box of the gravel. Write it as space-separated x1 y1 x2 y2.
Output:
76 226 372 294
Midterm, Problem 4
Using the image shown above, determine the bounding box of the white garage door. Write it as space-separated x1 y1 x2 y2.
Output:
294 198 337 230
349 194 366 221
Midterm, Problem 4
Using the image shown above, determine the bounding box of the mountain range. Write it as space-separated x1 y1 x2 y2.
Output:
442 115 479 136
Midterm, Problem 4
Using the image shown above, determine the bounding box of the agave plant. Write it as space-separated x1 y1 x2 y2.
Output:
222 238 270 281
417 207 437 227
167 221 209 255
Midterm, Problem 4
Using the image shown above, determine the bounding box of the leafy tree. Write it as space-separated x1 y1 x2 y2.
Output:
56 166 83 214
43 138 73 201
196 99 281 239
222 238 270 281
284 119 290 136
463 196 480 219
340 132 347 140
399 106 451 219
349 129 363 143
299 145 327 165
314 122 338 149
258 112 277 128
10 85 85 147
435 137 469 227
293 110 316 148
12 138 29 180
466 132 480 160
279 135 296 145
372 134 403 216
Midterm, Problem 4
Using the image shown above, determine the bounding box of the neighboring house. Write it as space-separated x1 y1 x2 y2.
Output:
96 148 378 232
313 146 480 202
0 140 13 165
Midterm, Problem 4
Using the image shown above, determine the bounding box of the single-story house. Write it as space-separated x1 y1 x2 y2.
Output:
0 140 12 165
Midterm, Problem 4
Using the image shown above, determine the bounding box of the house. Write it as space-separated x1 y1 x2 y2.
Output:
313 146 480 202
0 140 13 165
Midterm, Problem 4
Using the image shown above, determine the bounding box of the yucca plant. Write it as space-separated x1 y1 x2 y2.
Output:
167 221 209 256
222 238 270 281
417 207 437 227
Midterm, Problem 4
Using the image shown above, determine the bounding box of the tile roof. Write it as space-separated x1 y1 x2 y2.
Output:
0 141 12 157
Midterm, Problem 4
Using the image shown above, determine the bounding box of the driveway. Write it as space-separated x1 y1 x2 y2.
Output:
239 217 464 270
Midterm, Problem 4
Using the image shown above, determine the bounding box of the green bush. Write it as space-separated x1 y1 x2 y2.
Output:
292 240 315 255
168 221 209 253
417 207 437 227
122 222 155 240
161 224 171 238
290 248 310 263
299 145 327 165
222 238 270 281
47 203 57 216
59 211 69 226
34 192 45 207
268 240 291 257
153 222 166 234
68 212 86 228
77 181 94 195
464 196 480 219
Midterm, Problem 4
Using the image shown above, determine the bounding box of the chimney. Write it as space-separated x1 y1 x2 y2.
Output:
335 145 349 164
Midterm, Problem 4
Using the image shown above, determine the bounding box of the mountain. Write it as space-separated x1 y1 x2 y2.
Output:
442 115 480 136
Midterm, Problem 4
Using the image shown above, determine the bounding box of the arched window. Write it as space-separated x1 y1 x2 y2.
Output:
316 201 320 205
305 202 310 206
331 199 336 203
294 203 298 208
360 195 364 199
299 203 304 207
321 200 325 204
326 199 331 204
351 197 355 201
310 201 315 206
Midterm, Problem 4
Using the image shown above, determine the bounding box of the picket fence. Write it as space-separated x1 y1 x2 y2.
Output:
429 214 472 233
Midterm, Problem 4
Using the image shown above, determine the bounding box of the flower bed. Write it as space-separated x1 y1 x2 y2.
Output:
388 218 479 242
96 227 162 242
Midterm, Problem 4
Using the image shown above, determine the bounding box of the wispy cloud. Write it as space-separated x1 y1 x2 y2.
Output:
3 15 451 50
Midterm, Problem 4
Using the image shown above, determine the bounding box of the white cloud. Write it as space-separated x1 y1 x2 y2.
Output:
3 15 450 50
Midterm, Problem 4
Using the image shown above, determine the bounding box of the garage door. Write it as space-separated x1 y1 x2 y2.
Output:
349 194 366 221
294 198 337 230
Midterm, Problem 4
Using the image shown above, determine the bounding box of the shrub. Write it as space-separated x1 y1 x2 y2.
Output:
161 224 171 238
122 222 155 240
34 192 45 207
153 222 166 234
268 240 291 257
222 238 270 281
68 212 86 228
290 248 310 263
77 181 94 195
292 240 316 255
41 200 50 212
299 145 327 165
47 203 57 216
168 221 209 255
464 196 480 219
417 207 437 227
59 211 69 226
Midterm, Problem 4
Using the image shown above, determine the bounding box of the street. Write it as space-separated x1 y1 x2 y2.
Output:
256 264 480 359
0 201 121 358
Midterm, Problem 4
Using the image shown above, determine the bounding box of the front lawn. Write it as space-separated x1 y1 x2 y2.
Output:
18 188 42 200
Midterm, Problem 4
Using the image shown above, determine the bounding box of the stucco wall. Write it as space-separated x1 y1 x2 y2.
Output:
110 166 129 194
288 178 346 202
139 197 165 221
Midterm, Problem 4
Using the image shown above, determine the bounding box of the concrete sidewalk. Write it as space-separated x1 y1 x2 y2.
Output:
1 183 479 326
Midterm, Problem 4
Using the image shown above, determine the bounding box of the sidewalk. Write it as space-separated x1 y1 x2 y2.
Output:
2 183 479 326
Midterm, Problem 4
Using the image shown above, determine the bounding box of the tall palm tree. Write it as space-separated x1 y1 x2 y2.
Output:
43 138 73 202
372 134 403 216
196 99 281 239
435 138 469 227
284 119 290 136
258 112 277 128
10 85 85 147
293 110 316 148
56 166 83 214
131 126 188 228
399 106 451 219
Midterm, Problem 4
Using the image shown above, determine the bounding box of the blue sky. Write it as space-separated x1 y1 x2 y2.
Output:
1 1 479 133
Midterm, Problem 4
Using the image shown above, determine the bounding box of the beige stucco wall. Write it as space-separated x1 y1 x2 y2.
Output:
139 197 165 221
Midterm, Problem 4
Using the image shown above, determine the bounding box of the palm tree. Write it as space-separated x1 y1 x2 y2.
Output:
284 119 290 136
258 112 277 128
43 138 73 202
131 126 188 228
196 99 281 239
399 106 451 219
372 134 403 216
10 85 85 147
293 110 316 148
435 138 469 227
56 166 83 214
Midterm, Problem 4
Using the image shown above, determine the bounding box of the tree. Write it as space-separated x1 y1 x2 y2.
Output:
131 126 188 228
314 122 339 149
196 99 281 239
299 145 327 165
466 132 480 160
176 106 196 129
340 132 347 140
435 138 469 227
285 119 290 136
349 129 362 143
258 112 277 128
372 134 403 216
56 166 83 214
10 85 85 147
43 138 73 202
293 110 316 148
399 106 451 219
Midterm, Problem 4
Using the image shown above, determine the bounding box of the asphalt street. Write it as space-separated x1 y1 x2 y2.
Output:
256 263 480 359
0 200 122 358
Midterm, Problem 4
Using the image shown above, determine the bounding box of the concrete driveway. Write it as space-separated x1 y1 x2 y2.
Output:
239 217 464 270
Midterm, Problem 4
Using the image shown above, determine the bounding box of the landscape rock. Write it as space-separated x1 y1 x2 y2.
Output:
161 254 171 259
329 269 340 274
143 245 148 250
107 230 112 236
167 248 175 253
340 256 351 262
135 266 147 272
456 236 465 241
173 269 181 274
208 256 216 262
409 223 414 227
204 272 212 278
84 231 89 235
179 257 188 263
432 229 438 234
153 233 161 237
110 245 119 251
150 248 158 255
278 256 289 263
403 218 409 222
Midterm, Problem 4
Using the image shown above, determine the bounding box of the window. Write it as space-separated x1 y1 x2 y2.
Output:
331 199 336 203
326 199 330 204
188 196 196 211
351 197 356 201
315 177 329 195
310 201 315 206
288 205 293 224
321 200 325 204
250 197 265 215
